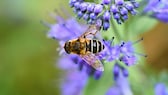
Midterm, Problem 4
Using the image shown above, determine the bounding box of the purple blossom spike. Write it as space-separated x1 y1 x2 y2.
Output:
78 59 86 70
130 9 137 15
94 71 103 80
120 41 134 56
94 4 103 14
77 11 84 18
90 13 97 20
99 38 145 67
144 0 168 23
107 65 132 95
69 0 77 7
132 2 139 8
107 46 120 61
121 67 129 77
80 3 88 12
102 0 111 5
103 11 111 21
120 7 128 15
120 55 137 66
83 13 89 20
110 5 119 14
47 18 86 42
61 67 88 95
113 13 120 20
115 73 133 95
69 0 140 28
152 13 168 23
113 63 120 80
122 14 128 21
125 3 134 11
106 86 121 95
115 0 124 6
155 83 168 95
87 4 95 12
103 21 110 30
74 2 81 10
86 64 95 76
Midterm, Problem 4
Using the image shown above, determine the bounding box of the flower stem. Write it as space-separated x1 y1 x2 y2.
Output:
110 20 122 42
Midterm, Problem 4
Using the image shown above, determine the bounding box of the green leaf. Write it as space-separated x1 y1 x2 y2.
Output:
125 16 158 37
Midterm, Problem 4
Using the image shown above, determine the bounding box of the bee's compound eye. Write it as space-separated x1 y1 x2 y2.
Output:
64 42 70 54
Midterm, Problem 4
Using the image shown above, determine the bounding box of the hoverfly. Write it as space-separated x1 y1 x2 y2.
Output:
64 25 105 71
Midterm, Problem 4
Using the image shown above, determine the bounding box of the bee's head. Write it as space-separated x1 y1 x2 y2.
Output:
64 41 71 54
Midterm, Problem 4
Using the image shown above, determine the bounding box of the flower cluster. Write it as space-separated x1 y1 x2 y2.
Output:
106 64 133 95
58 55 88 95
69 0 139 30
144 0 168 23
99 37 146 67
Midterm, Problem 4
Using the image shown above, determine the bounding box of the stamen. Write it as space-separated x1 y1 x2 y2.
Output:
40 20 51 28
133 37 143 45
62 23 77 35
120 42 125 47
61 7 71 18
134 52 147 57
110 37 115 46
53 9 66 23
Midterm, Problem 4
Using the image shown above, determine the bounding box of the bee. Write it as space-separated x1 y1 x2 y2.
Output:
64 25 105 71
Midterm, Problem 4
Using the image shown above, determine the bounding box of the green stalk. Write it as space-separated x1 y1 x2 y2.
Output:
110 19 122 42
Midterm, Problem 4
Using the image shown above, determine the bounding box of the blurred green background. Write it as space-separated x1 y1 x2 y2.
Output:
0 0 71 95
0 0 168 95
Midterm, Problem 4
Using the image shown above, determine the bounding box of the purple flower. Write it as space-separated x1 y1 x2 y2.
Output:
144 0 168 23
113 63 129 80
119 38 146 66
120 55 137 66
58 55 88 95
106 64 132 95
155 83 168 95
99 38 145 66
61 64 88 95
69 0 140 30
102 0 111 5
106 86 121 95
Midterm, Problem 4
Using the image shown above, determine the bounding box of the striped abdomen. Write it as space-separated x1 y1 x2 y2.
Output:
86 39 105 54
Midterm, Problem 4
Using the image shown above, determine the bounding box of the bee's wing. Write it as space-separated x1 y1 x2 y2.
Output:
80 25 100 38
80 53 104 71
86 25 100 33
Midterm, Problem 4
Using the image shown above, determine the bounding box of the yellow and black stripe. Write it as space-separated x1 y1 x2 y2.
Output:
87 39 104 54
